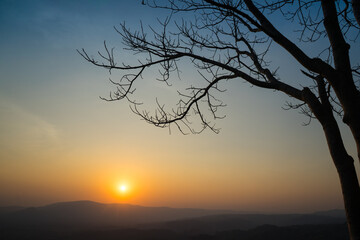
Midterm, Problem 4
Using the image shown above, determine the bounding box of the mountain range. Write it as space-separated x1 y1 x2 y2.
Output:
0 200 235 227
0 201 348 240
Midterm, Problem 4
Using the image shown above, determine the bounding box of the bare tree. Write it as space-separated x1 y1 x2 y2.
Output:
78 1 360 239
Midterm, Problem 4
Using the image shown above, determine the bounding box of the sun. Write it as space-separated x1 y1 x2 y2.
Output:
118 184 128 193
119 185 127 192
114 181 133 199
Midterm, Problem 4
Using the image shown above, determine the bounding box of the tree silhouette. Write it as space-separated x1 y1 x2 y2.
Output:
78 1 360 239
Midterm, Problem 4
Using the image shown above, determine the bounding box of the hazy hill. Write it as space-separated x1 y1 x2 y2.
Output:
0 201 346 231
0 201 234 227
0 206 26 214
313 209 346 218
0 224 348 240
0 201 348 240
208 223 349 240
145 211 346 234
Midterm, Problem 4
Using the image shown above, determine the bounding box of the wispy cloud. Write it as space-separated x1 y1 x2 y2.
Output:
0 97 61 153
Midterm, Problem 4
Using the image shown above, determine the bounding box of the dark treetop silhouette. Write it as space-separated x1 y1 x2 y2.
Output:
79 1 360 239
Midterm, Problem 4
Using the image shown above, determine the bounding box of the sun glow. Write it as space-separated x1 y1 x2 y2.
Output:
119 184 127 192
110 178 137 202
117 182 130 195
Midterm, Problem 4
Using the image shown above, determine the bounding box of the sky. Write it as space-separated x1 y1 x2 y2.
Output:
0 0 359 213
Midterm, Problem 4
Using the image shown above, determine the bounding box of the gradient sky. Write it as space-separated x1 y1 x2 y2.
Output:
0 0 359 213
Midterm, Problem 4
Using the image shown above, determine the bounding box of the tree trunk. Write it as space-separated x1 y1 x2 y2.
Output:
343 101 360 162
333 154 360 240
320 0 360 163
304 85 360 240
322 116 360 240
352 0 360 28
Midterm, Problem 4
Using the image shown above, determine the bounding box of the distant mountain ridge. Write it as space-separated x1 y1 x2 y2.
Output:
0 200 235 227
313 209 346 218
0 200 346 232
0 201 347 239
147 212 346 234
0 224 349 240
